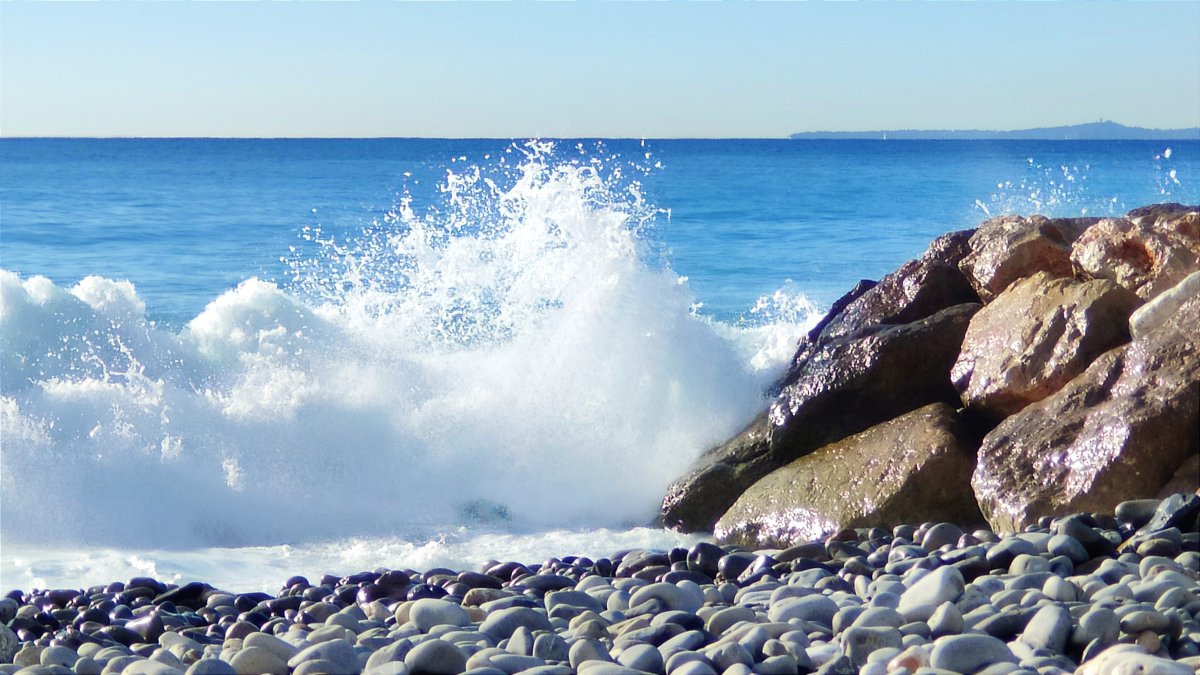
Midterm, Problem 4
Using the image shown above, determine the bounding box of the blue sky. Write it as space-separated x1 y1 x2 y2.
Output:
2 2 1198 138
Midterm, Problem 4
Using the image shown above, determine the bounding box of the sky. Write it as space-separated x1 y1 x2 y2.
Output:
2 2 1198 139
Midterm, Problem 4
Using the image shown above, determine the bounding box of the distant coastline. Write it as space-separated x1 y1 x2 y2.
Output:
790 120 1200 141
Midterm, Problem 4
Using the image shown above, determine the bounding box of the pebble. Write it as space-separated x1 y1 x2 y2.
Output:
3 500 1199 675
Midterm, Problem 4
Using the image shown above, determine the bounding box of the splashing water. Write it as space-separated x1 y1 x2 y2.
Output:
0 143 816 551
978 156 1120 217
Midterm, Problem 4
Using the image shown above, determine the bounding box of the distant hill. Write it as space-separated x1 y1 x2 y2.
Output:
790 121 1200 141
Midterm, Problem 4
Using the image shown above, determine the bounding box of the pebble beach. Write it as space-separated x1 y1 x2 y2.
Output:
3 495 1198 675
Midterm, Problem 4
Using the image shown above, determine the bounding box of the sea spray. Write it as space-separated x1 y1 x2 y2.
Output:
0 143 818 551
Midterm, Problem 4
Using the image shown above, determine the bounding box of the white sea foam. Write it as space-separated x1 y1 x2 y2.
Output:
0 144 820 567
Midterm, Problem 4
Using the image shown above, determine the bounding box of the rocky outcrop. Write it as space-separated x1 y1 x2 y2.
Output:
662 204 1199 539
714 404 982 549
661 233 980 532
662 302 978 531
958 215 1096 302
1072 204 1200 300
971 282 1200 532
951 272 1141 418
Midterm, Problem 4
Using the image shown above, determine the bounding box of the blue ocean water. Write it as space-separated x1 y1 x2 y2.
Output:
1 138 1196 592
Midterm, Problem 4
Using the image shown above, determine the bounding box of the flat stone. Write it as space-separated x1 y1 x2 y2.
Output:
229 646 287 675
287 638 359 674
627 583 703 614
404 639 467 675
184 659 238 675
1018 604 1070 654
840 626 902 668
479 608 553 641
929 634 1017 673
766 595 838 627
897 566 965 623
617 644 663 674
410 600 470 633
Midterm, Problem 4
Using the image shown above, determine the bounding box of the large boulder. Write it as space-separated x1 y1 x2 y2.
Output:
661 302 979 531
971 281 1200 532
1071 205 1200 300
958 215 1096 302
951 272 1141 418
714 403 982 549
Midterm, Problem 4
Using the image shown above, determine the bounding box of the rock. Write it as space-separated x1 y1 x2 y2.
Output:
959 214 1096 301
409 600 470 633
185 659 238 675
364 641 414 672
929 634 1017 673
1018 604 1070 653
840 626 902 668
287 639 360 675
1131 270 1200 338
229 646 287 675
1076 643 1193 675
897 566 965 623
478 607 553 641
616 644 663 674
971 285 1200 532
766 594 838 627
1158 455 1200 498
951 272 1140 418
662 295 979 531
1072 206 1200 301
0 623 17 663
715 404 981 548
404 639 467 675
627 583 703 614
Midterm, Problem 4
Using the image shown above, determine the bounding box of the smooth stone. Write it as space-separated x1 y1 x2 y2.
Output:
841 626 902 667
669 662 716 675
404 639 467 675
851 607 904 630
985 539 1038 570
479 608 553 641
1077 643 1193 675
293 659 346 675
242 632 298 662
617 644 663 674
287 638 360 674
568 639 612 669
1070 607 1120 648
184 660 237 675
363 664 410 675
897 567 964 623
531 634 569 662
628 584 703 614
929 634 1017 673
229 646 287 675
927 602 963 638
705 607 757 637
751 655 797 675
486 653 545 673
922 524 964 553
1120 610 1171 634
766 595 838 627
38 646 78 669
121 661 188 675
1018 604 1070 653
546 591 604 614
410 600 470 633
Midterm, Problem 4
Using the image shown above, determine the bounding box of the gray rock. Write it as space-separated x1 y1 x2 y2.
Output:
287 639 360 675
897 566 965 623
479 608 553 641
617 644 663 674
0 624 18 664
766 595 839 627
840 626 902 667
628 583 703 614
1018 604 1071 653
751 655 797 675
1120 610 1170 634
410 600 471 633
404 639 467 675
1070 607 1120 649
184 659 238 675
929 634 1018 673
927 602 964 638
531 634 568 663
229 646 287 675
365 640 414 673
293 659 346 675
568 640 612 670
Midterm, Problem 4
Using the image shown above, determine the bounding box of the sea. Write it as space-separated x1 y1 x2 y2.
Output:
1 138 1197 594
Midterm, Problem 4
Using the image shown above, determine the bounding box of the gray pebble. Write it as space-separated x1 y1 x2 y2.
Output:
404 639 467 675
929 634 1017 673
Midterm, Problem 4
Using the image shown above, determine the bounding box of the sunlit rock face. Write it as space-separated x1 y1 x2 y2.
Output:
951 271 1141 419
714 403 981 549
1072 204 1200 300
971 286 1200 533
958 215 1096 302
660 233 979 533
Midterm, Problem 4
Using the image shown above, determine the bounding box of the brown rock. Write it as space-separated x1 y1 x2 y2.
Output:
1158 454 1200 499
714 404 982 549
1130 270 1200 339
661 302 979 531
971 288 1200 533
959 215 1097 302
1070 205 1199 300
951 272 1141 418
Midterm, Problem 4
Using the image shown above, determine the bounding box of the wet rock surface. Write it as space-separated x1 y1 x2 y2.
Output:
714 404 981 549
5 498 1198 675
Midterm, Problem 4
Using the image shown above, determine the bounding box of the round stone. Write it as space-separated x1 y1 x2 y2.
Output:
405 638 468 675
617 644 663 673
929 634 1017 673
229 646 288 675
410 599 470 633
